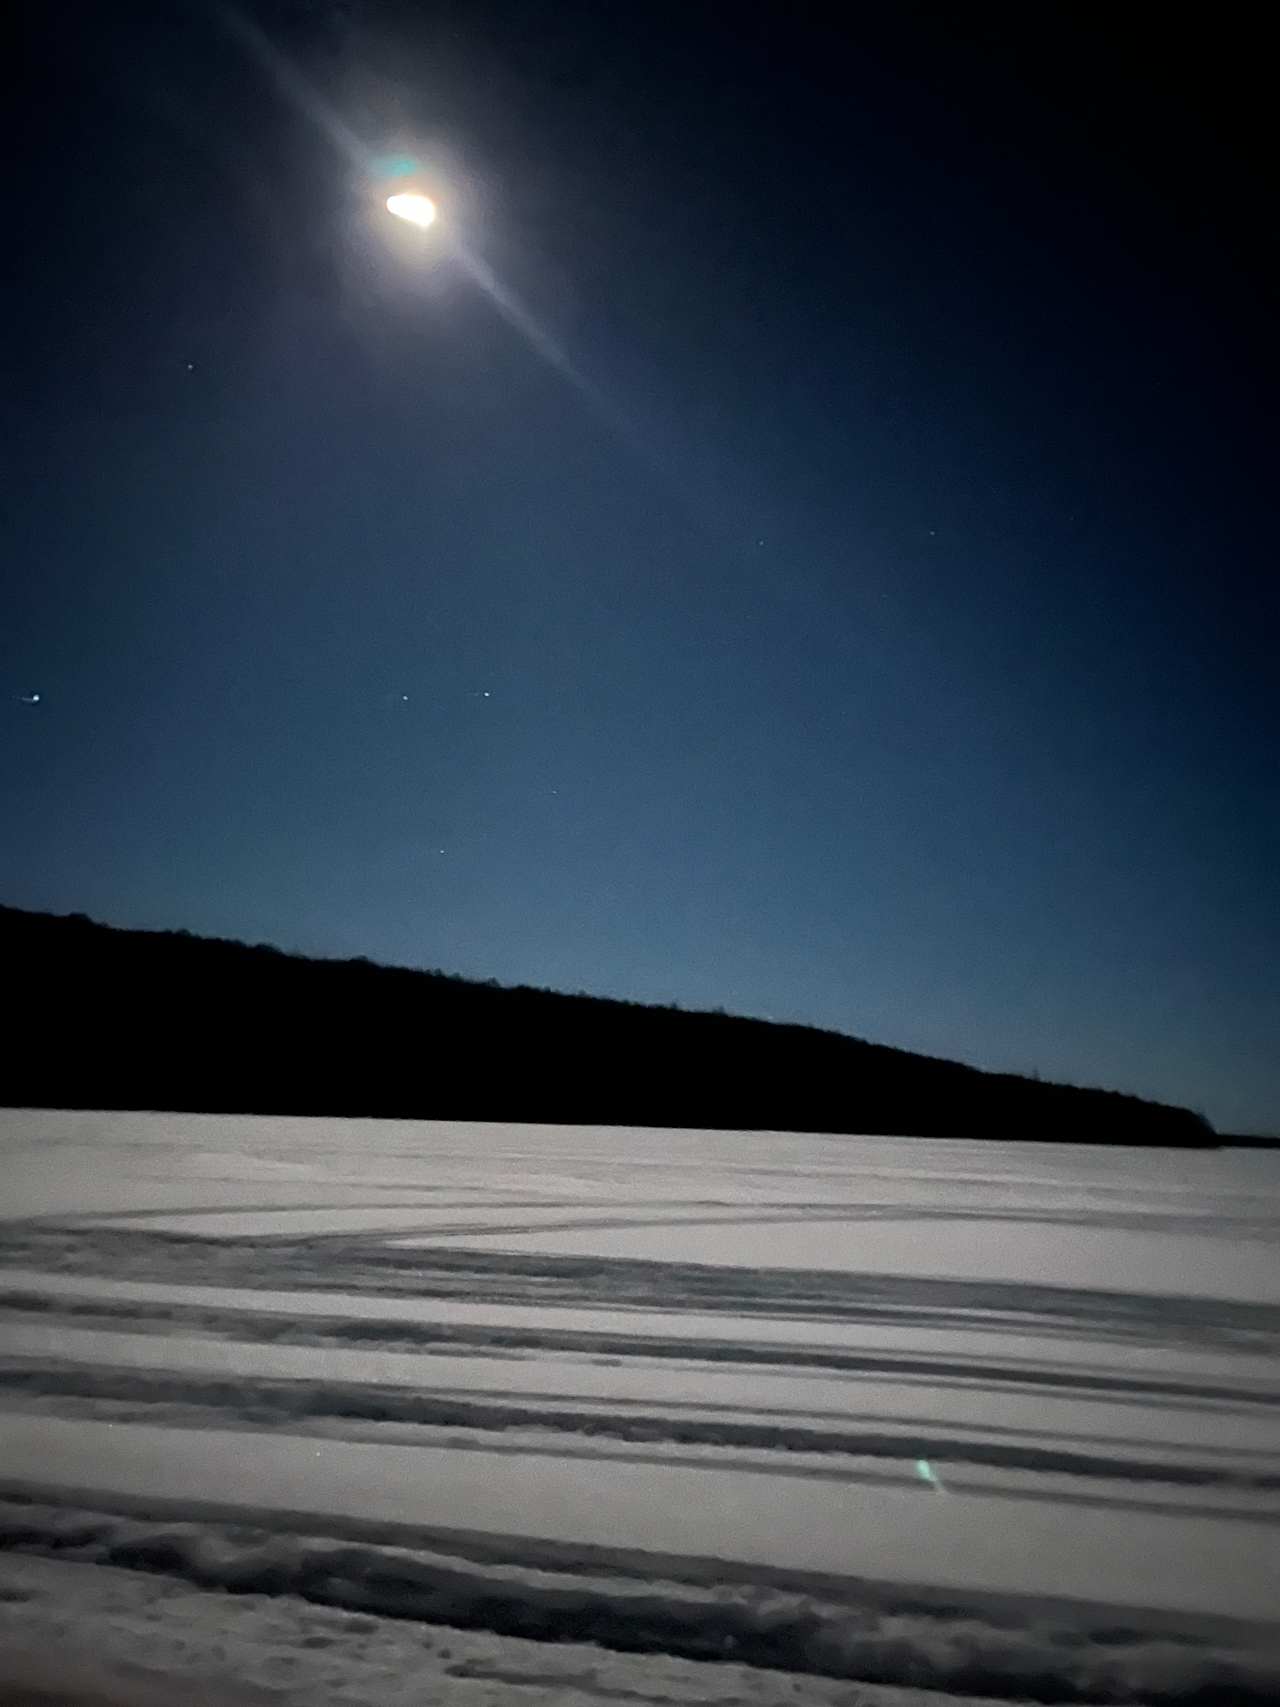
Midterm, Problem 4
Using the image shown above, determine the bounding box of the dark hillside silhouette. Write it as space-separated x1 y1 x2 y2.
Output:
0 906 1214 1144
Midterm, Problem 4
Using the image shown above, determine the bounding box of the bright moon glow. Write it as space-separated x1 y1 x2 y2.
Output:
386 193 437 228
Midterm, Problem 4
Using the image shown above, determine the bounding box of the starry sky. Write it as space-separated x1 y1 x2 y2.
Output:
3 2 1275 1131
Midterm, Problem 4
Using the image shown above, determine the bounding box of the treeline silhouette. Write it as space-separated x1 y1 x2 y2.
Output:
1 906 1214 1144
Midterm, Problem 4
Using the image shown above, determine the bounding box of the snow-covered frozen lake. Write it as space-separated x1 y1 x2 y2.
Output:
1 1108 1277 1705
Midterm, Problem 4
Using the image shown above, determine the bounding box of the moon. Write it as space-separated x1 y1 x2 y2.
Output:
386 193 437 229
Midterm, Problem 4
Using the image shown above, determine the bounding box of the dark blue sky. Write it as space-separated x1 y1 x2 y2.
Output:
4 2 1275 1130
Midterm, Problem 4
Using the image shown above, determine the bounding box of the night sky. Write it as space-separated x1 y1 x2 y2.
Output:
4 3 1275 1131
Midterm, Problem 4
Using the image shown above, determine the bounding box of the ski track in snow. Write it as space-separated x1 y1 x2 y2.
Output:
1 1109 1278 1705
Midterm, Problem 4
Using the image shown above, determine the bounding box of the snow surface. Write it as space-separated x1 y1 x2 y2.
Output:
1 1109 1278 1704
